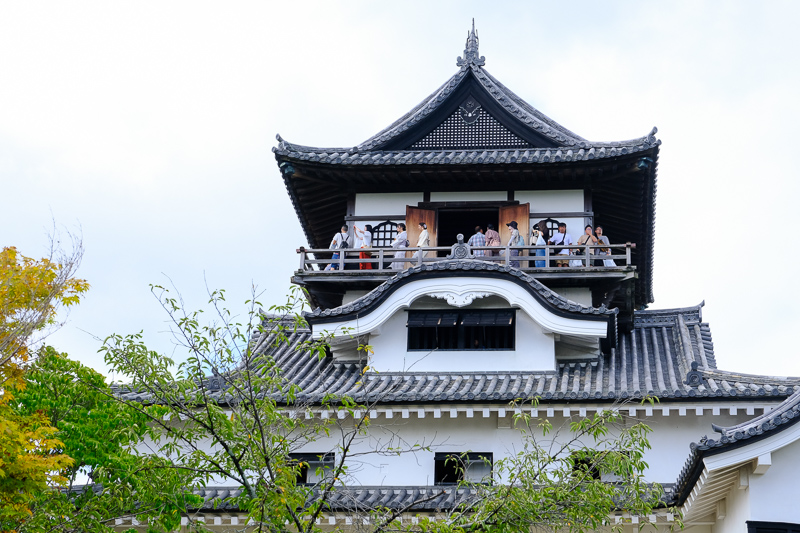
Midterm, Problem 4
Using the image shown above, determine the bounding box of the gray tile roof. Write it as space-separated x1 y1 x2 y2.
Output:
307 260 617 322
116 301 800 406
190 483 678 512
272 34 659 163
672 386 800 504
241 304 799 405
272 135 659 167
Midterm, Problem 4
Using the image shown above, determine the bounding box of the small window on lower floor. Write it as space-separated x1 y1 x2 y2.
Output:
570 451 602 481
434 452 493 485
570 450 630 482
289 452 334 485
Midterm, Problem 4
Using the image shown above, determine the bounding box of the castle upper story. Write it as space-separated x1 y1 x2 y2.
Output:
273 23 659 329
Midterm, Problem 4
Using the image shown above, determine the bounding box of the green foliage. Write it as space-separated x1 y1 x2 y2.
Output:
10 347 195 533
90 284 676 533
400 400 678 533
99 285 359 532
0 241 88 529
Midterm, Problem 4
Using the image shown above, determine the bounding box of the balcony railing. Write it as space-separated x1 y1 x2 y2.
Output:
296 242 635 274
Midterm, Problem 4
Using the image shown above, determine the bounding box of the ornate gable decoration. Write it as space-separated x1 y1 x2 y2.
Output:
411 96 532 150
456 20 485 69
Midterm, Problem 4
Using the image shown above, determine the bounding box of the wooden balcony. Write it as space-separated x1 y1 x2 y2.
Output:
294 242 636 283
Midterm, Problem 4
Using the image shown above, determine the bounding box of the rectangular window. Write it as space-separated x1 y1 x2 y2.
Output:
289 453 334 485
434 452 493 485
407 310 514 351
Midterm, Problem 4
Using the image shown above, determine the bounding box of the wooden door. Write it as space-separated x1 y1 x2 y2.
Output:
499 203 530 266
406 206 437 261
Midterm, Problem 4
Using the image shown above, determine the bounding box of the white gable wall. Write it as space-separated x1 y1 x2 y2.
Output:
747 437 800 524
368 300 555 373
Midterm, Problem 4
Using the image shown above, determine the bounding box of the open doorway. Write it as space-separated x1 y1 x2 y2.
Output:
437 208 499 255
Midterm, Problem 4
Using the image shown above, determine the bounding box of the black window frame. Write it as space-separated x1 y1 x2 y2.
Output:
434 452 493 485
748 522 800 533
407 309 515 351
371 220 399 248
288 452 335 485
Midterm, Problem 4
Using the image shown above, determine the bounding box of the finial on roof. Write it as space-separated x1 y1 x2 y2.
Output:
456 19 485 69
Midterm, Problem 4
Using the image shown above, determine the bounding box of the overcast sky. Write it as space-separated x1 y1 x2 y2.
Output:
2 1 799 378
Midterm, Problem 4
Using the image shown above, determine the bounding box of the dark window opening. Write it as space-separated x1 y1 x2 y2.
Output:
407 310 515 351
570 451 601 481
434 452 493 485
436 208 499 256
289 453 334 485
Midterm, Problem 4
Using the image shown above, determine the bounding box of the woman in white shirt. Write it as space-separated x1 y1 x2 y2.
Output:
390 223 408 270
354 224 373 270
413 222 430 264
594 225 615 267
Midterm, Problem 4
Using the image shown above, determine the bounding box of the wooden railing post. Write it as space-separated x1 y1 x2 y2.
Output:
585 244 591 268
298 248 306 271
505 245 510 266
626 243 632 266
338 249 345 270
378 248 384 271
545 245 550 268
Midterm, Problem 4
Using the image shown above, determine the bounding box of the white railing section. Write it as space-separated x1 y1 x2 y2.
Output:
295 243 635 273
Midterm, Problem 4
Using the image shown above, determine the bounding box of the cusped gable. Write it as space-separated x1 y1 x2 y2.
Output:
307 261 615 373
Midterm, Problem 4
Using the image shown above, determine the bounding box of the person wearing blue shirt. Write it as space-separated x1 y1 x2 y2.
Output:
468 226 486 257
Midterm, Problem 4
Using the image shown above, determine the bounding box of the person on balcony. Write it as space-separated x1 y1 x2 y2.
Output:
505 220 524 268
532 223 546 267
594 225 615 267
485 224 501 256
354 224 373 270
390 223 408 270
575 225 598 267
324 225 350 271
468 226 486 257
547 222 572 267
412 222 430 264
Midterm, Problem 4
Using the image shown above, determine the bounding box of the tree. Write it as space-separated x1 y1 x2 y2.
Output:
11 347 196 533
0 242 89 385
97 285 676 533
0 240 89 527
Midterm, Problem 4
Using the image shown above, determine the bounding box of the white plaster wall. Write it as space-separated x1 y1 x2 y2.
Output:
517 190 584 213
354 193 424 216
283 408 771 487
556 287 592 307
748 437 800 523
367 302 555 373
712 476 750 533
342 291 370 305
429 191 507 202
644 411 749 482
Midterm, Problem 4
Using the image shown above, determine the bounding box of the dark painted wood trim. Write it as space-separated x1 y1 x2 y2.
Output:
584 189 593 229
529 211 594 219
345 215 406 222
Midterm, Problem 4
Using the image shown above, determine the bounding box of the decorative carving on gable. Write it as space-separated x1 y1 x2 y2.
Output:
410 104 531 150
456 20 485 69
429 291 491 308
